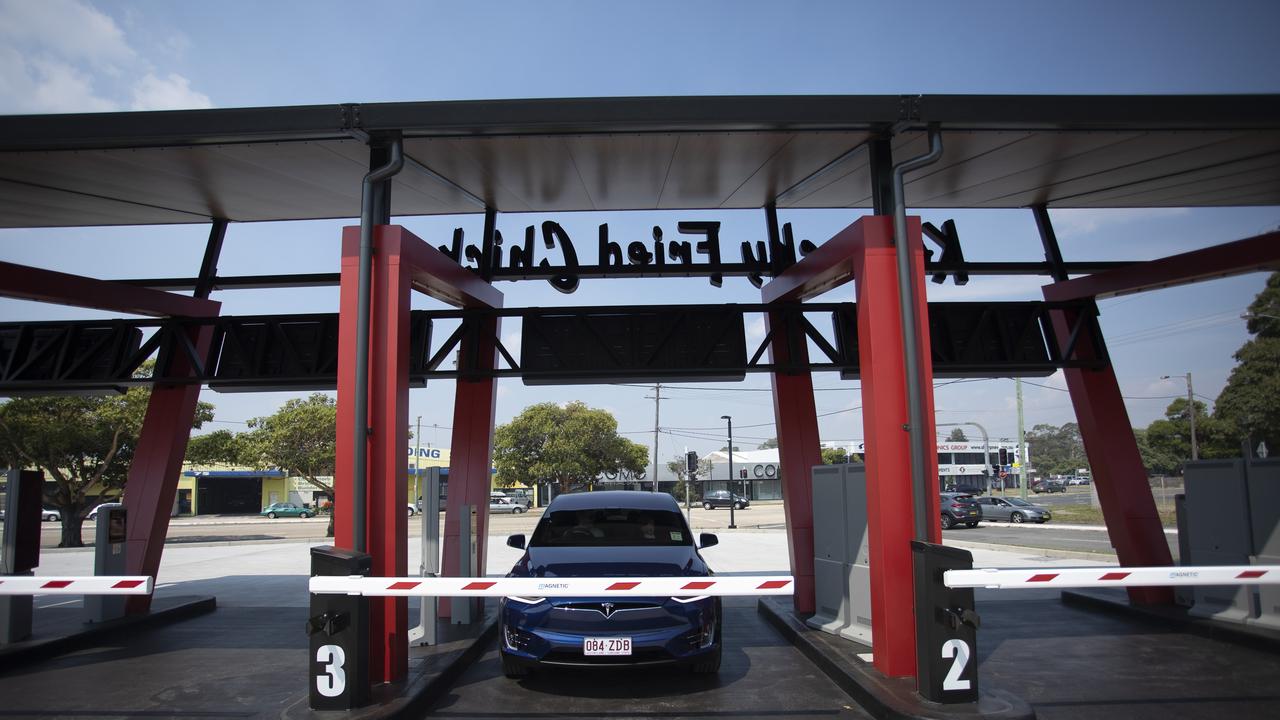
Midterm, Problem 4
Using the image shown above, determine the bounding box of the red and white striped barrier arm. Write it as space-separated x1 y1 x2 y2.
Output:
309 575 794 598
0 576 154 596
944 565 1279 590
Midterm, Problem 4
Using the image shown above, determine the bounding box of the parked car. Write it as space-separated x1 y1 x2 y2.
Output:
1067 476 1092 485
42 507 61 522
87 502 122 520
945 484 985 496
1031 480 1067 494
490 497 527 514
259 502 312 519
499 490 722 677
975 496 1051 523
407 503 418 516
702 490 749 510
940 492 982 530
494 490 532 510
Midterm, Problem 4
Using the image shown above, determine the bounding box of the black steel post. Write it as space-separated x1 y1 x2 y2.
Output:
911 541 979 704
353 137 403 553
1032 204 1070 283
869 136 895 216
193 219 227 300
722 415 736 529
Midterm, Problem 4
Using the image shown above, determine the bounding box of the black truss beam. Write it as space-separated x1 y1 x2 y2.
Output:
0 301 1105 395
115 260 1136 292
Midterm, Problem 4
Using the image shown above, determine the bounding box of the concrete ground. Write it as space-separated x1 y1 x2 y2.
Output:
5 528 1278 719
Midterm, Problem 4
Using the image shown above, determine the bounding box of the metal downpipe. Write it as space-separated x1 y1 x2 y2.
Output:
353 138 404 552
891 125 943 542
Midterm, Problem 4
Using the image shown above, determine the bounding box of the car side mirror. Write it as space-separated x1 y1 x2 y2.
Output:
699 533 718 549
507 534 526 550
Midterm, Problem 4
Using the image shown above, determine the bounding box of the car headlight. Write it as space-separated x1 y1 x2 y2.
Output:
672 595 711 604
505 596 546 605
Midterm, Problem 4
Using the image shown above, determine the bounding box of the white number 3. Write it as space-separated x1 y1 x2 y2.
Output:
941 639 971 691
316 644 347 698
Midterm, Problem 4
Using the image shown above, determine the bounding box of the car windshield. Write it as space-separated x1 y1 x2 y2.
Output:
1008 499 1033 507
529 508 692 547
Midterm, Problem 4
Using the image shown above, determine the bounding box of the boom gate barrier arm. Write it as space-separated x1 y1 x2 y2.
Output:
0 576 155 595
310 575 796 598
944 565 1279 590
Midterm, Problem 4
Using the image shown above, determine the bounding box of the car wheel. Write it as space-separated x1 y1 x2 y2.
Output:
703 502 713 510
299 511 310 519
966 522 978 528
1011 512 1025 523
941 514 955 530
735 502 744 510
500 651 530 679
267 512 277 519
1036 519 1046 524
88 513 96 520
514 506 525 514
692 641 722 674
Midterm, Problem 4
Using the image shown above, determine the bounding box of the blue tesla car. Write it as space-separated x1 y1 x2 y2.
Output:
499 490 722 677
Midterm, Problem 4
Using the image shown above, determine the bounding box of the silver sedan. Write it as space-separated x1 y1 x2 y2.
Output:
975 496 1051 524
489 497 527 514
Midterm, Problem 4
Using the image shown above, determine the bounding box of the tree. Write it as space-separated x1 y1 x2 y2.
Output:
0 382 213 547
758 437 778 450
1024 423 1088 477
666 453 710 504
946 428 968 442
1214 272 1280 452
241 393 337 536
493 401 648 495
1133 427 1180 477
821 446 849 465
1145 397 1234 473
186 429 247 466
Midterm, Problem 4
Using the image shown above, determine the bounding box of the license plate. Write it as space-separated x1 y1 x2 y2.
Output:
583 637 631 656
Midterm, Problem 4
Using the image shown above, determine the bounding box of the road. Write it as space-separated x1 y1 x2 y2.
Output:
41 498 1179 562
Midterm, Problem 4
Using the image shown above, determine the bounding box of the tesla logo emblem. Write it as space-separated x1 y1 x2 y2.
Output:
600 602 616 617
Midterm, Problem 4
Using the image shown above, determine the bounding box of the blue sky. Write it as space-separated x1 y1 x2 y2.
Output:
1 0 1279 471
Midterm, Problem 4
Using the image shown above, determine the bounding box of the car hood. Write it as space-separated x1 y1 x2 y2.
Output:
510 545 707 578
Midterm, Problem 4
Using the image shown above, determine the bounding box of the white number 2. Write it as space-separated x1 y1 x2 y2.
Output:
941 639 971 691
316 644 347 698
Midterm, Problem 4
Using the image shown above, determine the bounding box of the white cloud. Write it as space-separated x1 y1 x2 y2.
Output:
0 0 211 114
130 72 211 111
1051 208 1191 238
0 0 134 68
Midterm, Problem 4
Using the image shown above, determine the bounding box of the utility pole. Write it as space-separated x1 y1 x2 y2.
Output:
1162 372 1198 461
651 383 661 492
1186 372 1198 461
414 415 422 509
1017 379 1027 501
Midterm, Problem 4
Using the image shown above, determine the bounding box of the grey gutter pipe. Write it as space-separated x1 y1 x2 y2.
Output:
352 138 404 552
891 125 943 542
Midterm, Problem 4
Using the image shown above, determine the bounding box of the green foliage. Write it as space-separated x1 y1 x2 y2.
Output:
185 429 247 466
821 446 849 464
493 401 648 494
1025 422 1089 477
665 453 708 504
757 437 778 450
0 379 213 547
1213 275 1280 451
946 428 968 442
241 393 337 495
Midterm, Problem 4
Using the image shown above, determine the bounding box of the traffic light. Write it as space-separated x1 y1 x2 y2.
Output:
686 451 698 476
998 448 1009 465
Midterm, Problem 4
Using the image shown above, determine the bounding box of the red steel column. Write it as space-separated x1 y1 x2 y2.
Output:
123 323 217 615
439 316 500 617
766 311 820 615
848 216 939 678
1045 303 1173 605
336 226 411 682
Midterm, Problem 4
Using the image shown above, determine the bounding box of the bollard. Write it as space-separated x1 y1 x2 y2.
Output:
86 505 127 623
911 540 979 704
308 546 372 710
1 470 42 644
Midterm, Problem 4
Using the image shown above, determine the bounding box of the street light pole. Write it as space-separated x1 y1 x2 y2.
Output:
1162 373 1198 461
722 415 736 530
